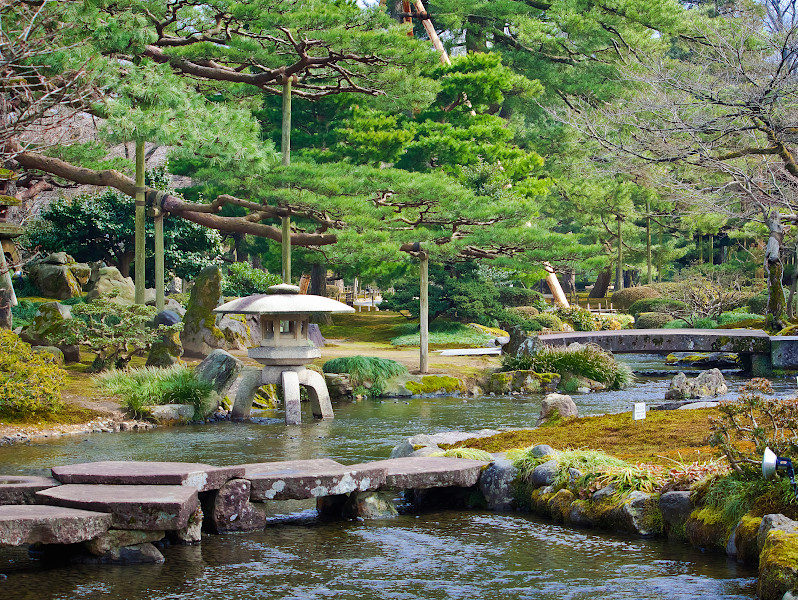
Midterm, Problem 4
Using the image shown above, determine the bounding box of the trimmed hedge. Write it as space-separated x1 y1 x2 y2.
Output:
611 286 660 310
627 298 689 318
498 287 544 308
0 331 65 417
634 312 675 329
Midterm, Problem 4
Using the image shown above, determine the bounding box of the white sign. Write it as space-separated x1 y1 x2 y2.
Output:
633 403 646 421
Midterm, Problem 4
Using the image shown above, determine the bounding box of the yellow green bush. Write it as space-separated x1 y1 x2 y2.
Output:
0 330 65 417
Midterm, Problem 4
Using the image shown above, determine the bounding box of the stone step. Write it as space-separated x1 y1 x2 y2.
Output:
351 457 490 490
51 461 244 492
37 484 199 530
0 475 60 505
0 504 112 547
239 459 387 501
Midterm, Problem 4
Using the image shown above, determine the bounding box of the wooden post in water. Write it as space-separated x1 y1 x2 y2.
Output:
419 249 429 374
134 140 146 304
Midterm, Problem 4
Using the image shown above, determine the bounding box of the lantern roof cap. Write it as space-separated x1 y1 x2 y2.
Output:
213 284 354 315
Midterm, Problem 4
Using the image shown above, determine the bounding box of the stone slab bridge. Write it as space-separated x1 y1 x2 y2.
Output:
0 457 495 566
535 329 798 373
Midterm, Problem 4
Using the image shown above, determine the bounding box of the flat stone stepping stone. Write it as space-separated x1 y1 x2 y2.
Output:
350 457 490 490
0 475 60 505
238 459 387 501
0 505 111 547
51 461 244 492
37 484 199 530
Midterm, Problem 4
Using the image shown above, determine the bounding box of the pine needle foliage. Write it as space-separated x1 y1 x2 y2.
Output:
321 355 408 397
95 365 214 420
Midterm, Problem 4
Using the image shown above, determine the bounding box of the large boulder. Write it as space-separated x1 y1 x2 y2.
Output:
27 253 85 300
478 458 518 511
146 310 184 367
537 393 578 426
85 266 136 305
19 302 80 361
659 491 693 537
180 266 248 357
193 349 243 396
757 514 798 600
665 369 728 400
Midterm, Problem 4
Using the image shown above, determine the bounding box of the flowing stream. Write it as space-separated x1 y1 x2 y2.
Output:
0 354 782 599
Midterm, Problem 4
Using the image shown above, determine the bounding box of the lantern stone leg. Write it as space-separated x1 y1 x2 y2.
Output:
282 370 302 426
299 369 334 419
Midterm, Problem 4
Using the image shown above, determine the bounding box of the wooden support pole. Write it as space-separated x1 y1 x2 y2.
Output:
420 250 429 374
134 140 146 305
281 76 292 285
543 262 569 308
154 209 164 311
646 199 652 284
616 215 623 292
413 0 451 65
0 246 17 307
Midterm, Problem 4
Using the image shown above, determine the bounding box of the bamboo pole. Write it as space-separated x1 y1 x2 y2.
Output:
543 262 569 308
134 140 146 304
616 215 623 292
646 199 652 284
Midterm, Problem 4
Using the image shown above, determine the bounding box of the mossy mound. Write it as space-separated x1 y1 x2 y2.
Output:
776 324 798 336
405 375 464 395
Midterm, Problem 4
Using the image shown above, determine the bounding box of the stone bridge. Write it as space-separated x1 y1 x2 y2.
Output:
537 329 771 354
535 329 798 374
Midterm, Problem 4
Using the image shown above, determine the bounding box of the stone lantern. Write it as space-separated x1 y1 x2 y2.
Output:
214 283 354 425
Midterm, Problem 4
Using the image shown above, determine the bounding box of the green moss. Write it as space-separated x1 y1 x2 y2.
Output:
735 514 762 564
685 507 730 550
548 489 575 523
405 375 464 395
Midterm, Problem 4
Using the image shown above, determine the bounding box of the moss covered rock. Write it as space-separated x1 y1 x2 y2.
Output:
758 528 798 600
181 266 248 357
487 370 560 395
733 514 762 564
686 507 730 551
548 488 575 523
405 375 465 395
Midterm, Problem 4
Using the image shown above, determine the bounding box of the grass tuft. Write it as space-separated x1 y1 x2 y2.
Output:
95 365 215 420
322 355 408 397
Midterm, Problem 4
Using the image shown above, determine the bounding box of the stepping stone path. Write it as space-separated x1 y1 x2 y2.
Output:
241 459 387 501
51 461 244 492
352 457 489 490
0 475 60 505
0 455 493 566
0 505 112 546
38 484 200 530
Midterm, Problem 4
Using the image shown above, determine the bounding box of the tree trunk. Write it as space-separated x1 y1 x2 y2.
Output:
560 267 576 295
233 234 247 262
697 234 703 264
118 251 134 279
765 210 787 330
615 216 623 292
709 234 714 265
310 263 326 296
658 224 664 282
589 267 612 299
646 199 652 284
0 288 12 330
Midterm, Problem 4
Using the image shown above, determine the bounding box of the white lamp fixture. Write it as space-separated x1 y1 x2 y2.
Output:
762 447 797 497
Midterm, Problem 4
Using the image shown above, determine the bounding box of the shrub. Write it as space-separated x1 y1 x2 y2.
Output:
502 343 633 390
322 355 408 397
0 330 65 418
611 286 660 310
747 291 769 315
96 365 215 420
555 306 599 331
48 298 182 371
498 287 544 308
627 298 688 319
709 378 798 477
10 300 41 330
509 305 540 318
634 312 674 329
222 262 282 297
530 312 564 331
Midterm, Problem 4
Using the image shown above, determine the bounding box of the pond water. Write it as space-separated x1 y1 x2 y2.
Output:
0 354 777 599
